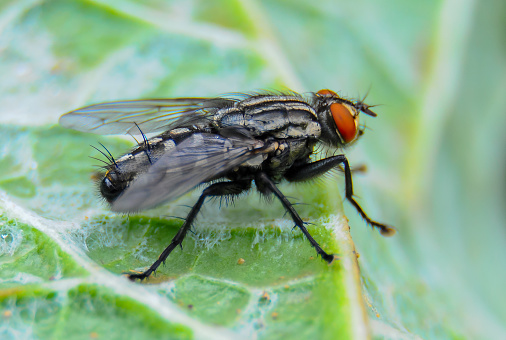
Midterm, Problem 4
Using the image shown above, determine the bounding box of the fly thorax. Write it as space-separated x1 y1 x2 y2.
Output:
266 139 309 172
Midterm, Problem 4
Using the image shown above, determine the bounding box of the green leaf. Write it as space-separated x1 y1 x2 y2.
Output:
0 284 192 339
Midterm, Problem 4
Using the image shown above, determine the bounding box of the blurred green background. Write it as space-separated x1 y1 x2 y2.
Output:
0 0 505 339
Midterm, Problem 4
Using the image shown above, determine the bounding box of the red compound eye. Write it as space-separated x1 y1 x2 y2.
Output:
330 103 357 143
317 89 337 96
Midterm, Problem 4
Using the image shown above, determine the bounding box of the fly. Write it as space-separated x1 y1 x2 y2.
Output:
59 89 396 281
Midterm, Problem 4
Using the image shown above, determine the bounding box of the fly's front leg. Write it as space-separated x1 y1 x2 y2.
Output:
128 180 251 281
255 172 334 263
285 155 396 236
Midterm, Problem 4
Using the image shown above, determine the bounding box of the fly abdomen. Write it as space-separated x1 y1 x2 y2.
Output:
104 126 209 191
100 136 179 203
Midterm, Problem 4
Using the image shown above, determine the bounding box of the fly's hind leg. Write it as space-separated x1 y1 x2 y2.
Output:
128 180 251 281
284 155 396 236
255 172 335 263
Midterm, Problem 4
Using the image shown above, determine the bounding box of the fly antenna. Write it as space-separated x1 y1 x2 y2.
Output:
355 85 380 117
134 122 153 165
355 101 380 117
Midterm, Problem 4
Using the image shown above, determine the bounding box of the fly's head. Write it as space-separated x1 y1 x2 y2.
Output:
99 168 129 203
314 89 378 148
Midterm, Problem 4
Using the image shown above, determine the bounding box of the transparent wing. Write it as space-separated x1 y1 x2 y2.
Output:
59 98 235 135
111 133 265 212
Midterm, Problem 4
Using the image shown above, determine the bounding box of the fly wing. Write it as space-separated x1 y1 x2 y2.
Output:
59 98 235 135
111 133 265 212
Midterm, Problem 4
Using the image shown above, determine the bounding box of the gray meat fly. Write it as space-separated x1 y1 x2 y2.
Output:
59 89 396 281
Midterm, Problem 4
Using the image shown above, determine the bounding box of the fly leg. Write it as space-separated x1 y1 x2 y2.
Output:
255 172 335 263
128 180 251 281
284 155 396 236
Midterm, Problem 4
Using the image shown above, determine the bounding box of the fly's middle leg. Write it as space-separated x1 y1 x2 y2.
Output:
284 155 396 236
128 180 251 281
255 172 335 263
